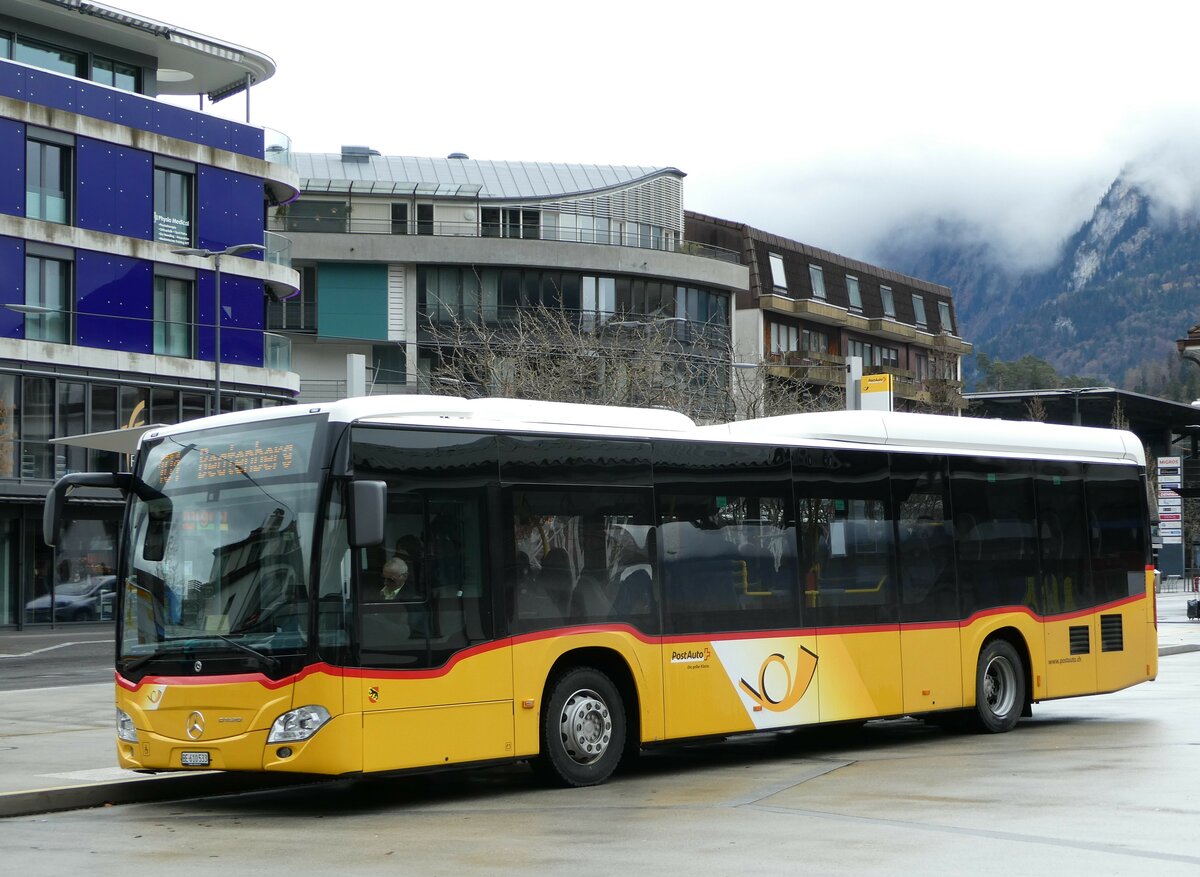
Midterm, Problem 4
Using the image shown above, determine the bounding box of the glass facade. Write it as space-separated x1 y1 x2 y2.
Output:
25 255 70 343
91 56 138 92
153 276 193 357
153 167 192 246
26 139 70 223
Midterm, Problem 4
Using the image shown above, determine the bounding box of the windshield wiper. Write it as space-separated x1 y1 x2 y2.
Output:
201 633 281 675
122 648 165 675
120 635 281 676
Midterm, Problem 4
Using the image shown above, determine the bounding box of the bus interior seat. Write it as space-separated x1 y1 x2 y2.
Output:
569 571 611 622
612 568 654 618
537 547 574 616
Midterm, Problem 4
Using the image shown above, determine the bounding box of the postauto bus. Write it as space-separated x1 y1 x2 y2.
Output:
44 396 1157 786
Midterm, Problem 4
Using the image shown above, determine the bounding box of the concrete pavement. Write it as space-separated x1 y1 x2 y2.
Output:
2 590 1199 818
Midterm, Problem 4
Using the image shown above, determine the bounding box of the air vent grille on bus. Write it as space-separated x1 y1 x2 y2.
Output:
1100 614 1124 652
1069 625 1091 655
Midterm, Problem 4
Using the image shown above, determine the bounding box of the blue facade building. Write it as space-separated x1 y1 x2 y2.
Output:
0 0 300 627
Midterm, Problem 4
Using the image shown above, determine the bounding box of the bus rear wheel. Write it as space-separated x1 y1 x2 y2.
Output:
973 639 1025 733
536 667 626 787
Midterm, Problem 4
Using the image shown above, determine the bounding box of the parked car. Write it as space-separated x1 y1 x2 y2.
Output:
25 576 117 622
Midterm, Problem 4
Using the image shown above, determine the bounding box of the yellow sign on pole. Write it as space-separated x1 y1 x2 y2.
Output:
860 374 894 411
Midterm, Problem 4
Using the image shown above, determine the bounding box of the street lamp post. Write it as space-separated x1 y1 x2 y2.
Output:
171 243 266 414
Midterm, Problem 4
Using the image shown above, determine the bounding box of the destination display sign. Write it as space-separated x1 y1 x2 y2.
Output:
143 418 319 490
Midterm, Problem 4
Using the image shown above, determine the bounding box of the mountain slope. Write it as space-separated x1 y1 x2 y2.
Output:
876 172 1200 389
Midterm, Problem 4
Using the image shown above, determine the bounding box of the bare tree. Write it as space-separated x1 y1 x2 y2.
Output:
731 360 846 420
425 306 733 423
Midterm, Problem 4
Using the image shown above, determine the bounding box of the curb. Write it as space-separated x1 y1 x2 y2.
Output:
0 771 321 819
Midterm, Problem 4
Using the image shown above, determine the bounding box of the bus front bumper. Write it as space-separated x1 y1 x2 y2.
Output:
116 712 362 775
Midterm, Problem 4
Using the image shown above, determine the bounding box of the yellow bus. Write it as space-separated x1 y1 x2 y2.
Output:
45 397 1157 786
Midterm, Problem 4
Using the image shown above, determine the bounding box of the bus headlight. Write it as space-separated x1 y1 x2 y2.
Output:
116 708 139 743
267 705 331 743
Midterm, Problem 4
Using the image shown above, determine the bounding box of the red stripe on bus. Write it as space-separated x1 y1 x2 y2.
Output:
116 592 1146 690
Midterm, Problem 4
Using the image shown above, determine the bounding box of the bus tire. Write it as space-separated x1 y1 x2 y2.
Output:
973 639 1025 733
535 666 626 787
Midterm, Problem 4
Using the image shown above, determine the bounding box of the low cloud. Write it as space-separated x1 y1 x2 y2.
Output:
689 148 1120 274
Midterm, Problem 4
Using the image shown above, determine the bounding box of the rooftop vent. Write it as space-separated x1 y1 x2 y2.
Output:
341 145 380 163
447 152 470 160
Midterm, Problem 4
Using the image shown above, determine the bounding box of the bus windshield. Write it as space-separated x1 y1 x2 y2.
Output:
119 417 325 670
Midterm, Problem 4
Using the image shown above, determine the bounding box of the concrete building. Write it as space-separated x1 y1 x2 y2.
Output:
686 212 973 412
0 1 300 628
267 148 749 414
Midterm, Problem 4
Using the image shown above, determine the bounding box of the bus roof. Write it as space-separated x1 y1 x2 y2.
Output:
692 409 1146 465
139 397 1145 466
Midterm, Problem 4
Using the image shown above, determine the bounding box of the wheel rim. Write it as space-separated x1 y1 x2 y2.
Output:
557 688 612 765
982 653 1017 718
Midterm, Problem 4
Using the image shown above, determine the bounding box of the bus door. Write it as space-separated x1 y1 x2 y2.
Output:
504 480 663 757
655 440 813 741
894 455 964 714
351 429 513 774
796 449 903 723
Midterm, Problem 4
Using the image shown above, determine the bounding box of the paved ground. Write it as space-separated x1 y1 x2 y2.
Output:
0 591 1197 820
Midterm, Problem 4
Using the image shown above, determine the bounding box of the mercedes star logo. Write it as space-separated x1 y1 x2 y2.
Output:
186 711 205 740
193 660 203 673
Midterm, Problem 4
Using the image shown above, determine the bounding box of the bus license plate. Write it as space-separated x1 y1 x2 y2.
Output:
181 751 210 767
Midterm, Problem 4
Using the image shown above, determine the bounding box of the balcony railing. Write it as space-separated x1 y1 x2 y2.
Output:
267 216 741 264
264 128 293 167
264 231 292 270
299 379 415 403
263 332 292 371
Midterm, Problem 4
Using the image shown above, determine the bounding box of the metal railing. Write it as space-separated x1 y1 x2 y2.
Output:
266 216 741 264
1159 573 1199 594
263 128 292 167
263 231 292 270
299 379 415 403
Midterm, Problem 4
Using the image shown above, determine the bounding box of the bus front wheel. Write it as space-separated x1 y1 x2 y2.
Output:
973 639 1025 733
536 667 626 787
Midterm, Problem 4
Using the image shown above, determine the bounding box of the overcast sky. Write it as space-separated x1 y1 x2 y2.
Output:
120 0 1200 269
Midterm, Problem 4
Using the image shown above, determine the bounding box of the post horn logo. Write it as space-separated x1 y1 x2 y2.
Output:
738 647 818 712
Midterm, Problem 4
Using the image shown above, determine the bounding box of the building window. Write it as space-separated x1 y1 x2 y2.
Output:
417 204 434 235
802 327 828 354
26 138 70 224
372 344 406 386
914 353 929 382
808 265 826 299
13 37 80 77
880 285 895 318
848 339 897 368
482 207 540 240
846 275 862 311
938 300 954 333
154 276 193 357
769 253 787 293
91 56 138 92
582 275 616 330
390 203 408 234
25 254 71 343
770 322 799 355
153 167 193 246
913 294 928 328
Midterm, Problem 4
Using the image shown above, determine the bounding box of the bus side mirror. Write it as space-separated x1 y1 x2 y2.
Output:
44 472 133 547
349 480 387 548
